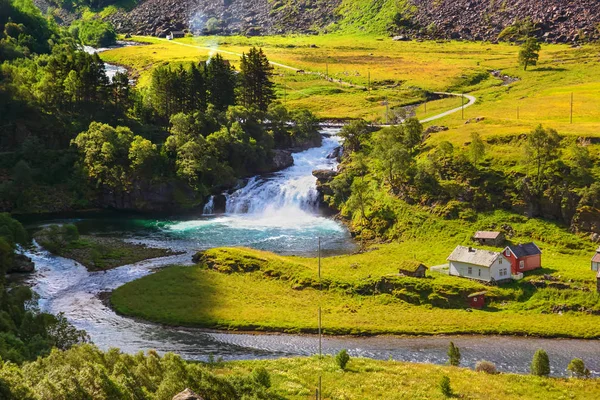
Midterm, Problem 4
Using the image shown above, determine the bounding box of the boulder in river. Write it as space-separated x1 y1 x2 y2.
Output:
172 389 204 400
258 149 294 173
9 254 35 273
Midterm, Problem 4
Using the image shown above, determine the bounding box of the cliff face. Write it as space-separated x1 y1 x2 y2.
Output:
107 0 600 44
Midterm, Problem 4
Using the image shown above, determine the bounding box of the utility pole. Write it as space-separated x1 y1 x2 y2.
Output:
570 92 574 124
318 237 322 358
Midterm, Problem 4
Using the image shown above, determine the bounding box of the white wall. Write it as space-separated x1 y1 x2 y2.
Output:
593 262 600 272
449 255 510 282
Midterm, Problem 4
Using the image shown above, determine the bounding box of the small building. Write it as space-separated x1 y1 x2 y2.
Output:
447 246 511 283
167 31 185 40
398 260 428 278
473 231 505 247
592 247 600 271
503 243 542 275
468 291 486 309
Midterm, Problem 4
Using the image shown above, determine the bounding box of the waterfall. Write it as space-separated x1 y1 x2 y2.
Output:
202 196 215 215
223 130 341 218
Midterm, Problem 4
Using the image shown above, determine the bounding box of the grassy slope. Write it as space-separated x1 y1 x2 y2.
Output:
219 357 600 399
111 210 600 338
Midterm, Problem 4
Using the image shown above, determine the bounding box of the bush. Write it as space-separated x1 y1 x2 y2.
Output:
439 375 453 398
70 19 117 47
567 358 590 378
251 366 271 388
447 342 461 367
335 349 350 370
530 349 550 377
475 360 497 374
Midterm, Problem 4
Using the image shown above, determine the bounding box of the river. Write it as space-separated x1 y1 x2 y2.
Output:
23 130 600 378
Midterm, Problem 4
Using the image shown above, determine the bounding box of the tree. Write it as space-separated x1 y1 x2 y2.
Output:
567 358 590 378
238 47 275 112
335 349 350 370
403 117 424 154
251 367 271 388
469 132 485 165
447 342 461 366
347 178 373 222
340 120 369 154
205 54 237 111
523 125 561 200
439 375 453 398
519 37 541 71
372 126 412 193
531 349 550 377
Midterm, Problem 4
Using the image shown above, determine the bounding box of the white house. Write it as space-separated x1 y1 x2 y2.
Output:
592 247 600 271
447 246 511 283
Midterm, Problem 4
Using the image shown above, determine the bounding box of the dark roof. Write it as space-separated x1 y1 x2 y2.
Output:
506 243 541 258
474 231 502 239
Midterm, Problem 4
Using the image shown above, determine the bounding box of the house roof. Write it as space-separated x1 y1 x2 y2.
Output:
447 246 501 268
468 291 487 298
398 260 427 273
506 243 542 258
474 231 502 240
592 253 600 263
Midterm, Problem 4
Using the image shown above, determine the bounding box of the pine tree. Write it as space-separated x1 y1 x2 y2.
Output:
531 349 550 376
206 53 237 111
238 47 275 112
447 342 461 366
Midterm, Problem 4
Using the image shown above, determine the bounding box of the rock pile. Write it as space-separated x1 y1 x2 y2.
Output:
402 0 600 44
108 0 341 37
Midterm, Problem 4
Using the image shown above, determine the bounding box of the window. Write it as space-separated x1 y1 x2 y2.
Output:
499 268 508 277
473 297 478 302
468 267 473 275
505 249 511 257
478 269 481 277
499 258 503 264
519 261 525 270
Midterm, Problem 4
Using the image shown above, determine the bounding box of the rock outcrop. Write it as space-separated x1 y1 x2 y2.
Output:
9 254 35 274
313 169 337 197
172 389 204 400
258 149 294 173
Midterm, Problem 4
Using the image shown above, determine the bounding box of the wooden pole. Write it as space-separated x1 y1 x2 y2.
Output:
570 92 574 124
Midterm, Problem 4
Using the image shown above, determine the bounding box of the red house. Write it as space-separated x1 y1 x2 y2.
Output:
503 243 542 275
468 292 486 309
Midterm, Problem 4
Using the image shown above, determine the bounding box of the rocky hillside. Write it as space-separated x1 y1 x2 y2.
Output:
401 0 600 43
104 0 600 43
108 0 342 37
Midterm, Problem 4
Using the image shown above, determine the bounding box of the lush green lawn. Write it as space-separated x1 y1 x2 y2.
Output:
219 356 600 399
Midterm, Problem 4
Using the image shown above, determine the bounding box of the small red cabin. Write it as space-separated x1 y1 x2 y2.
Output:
468 292 486 309
503 243 542 275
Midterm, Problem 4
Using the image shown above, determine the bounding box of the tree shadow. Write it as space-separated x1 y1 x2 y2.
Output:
531 67 568 72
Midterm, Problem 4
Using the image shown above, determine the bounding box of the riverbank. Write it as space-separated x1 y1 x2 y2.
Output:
35 228 179 271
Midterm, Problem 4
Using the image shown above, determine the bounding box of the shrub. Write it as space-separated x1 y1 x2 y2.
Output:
530 349 550 377
447 342 461 367
251 366 271 388
475 360 497 374
439 375 453 398
335 349 350 370
567 358 590 378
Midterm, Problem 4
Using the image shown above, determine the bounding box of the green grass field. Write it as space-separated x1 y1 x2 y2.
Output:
111 209 600 338
217 356 600 399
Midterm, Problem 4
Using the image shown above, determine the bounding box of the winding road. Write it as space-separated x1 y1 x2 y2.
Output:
156 38 477 123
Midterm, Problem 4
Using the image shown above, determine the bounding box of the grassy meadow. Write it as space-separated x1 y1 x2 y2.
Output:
217 356 600 399
111 210 600 338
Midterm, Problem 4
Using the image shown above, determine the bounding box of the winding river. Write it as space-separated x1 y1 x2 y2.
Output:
23 129 600 378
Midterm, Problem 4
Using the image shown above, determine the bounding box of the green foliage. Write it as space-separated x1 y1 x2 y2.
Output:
447 342 461 367
530 349 550 377
567 358 590 378
70 18 117 48
340 119 369 153
469 132 485 165
239 47 275 112
251 366 272 388
439 375 454 398
519 37 541 71
335 349 350 370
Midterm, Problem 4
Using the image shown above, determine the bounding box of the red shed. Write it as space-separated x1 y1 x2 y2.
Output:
468 292 486 309
503 243 542 275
